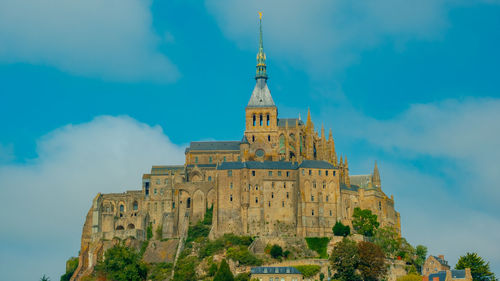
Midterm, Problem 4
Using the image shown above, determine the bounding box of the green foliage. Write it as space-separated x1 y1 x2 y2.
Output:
352 207 379 237
139 241 149 257
148 262 173 281
415 245 427 274
357 241 387 281
305 237 331 258
61 257 79 281
270 244 283 258
203 205 214 225
40 274 51 281
235 272 251 281
372 226 416 263
187 221 210 243
173 256 198 281
397 274 423 281
147 222 153 240
94 245 147 281
330 238 361 281
333 221 351 237
456 252 497 281
293 265 321 278
208 263 219 277
214 259 234 281
320 272 325 281
227 246 262 266
156 224 163 240
199 234 254 258
283 250 291 258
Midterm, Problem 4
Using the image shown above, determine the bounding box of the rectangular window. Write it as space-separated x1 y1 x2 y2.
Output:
282 201 285 207
278 171 282 176
255 197 258 203
228 170 232 177
268 201 271 207
271 192 274 198
333 171 336 176
269 171 273 176
311 195 314 201
172 202 175 209
326 170 329 176
154 188 157 194
230 182 233 189
284 182 286 189
319 170 322 176
309 170 312 175
209 156 213 163
286 171 289 177
252 171 256 176
230 195 233 202
302 169 305 175
326 195 329 202
312 210 315 216
286 192 289 199
223 156 226 162
195 156 198 163
330 210 332 216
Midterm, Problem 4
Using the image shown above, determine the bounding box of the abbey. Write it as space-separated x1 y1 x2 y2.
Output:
74 17 400 278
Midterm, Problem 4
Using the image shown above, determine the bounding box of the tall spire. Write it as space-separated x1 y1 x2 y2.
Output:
372 161 381 188
256 12 267 80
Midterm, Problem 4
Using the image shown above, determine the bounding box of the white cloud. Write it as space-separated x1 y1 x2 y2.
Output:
319 98 500 274
0 0 179 82
0 115 185 281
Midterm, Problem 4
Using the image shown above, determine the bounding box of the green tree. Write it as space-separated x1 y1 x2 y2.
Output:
40 275 51 281
235 272 251 281
214 259 234 281
373 226 399 257
415 245 427 274
330 238 361 281
61 257 79 281
352 208 379 237
357 241 387 281
333 221 351 237
94 245 147 281
456 252 497 281
270 244 283 258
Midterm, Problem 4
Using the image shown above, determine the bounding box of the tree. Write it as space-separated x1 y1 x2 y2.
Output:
456 253 497 281
373 226 399 257
352 208 379 237
270 244 283 258
61 257 79 281
330 238 360 281
214 259 234 281
40 275 51 281
333 221 351 237
358 241 387 281
94 245 147 281
415 245 427 274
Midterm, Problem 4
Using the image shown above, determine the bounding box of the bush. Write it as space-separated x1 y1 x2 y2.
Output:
293 265 321 278
235 272 251 281
147 223 153 240
333 221 351 237
208 263 219 277
187 222 210 243
283 250 291 258
61 257 79 281
270 244 284 259
94 245 147 281
227 246 262 266
214 259 234 281
305 237 330 258
148 262 173 281
199 234 254 259
352 208 379 237
203 206 214 225
173 256 198 281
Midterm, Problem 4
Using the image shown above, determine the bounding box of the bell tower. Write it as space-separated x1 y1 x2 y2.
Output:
244 13 278 160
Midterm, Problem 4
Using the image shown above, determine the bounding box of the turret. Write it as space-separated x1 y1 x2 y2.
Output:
372 161 381 188
344 157 350 186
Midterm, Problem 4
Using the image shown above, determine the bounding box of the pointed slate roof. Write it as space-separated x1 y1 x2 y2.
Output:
247 79 275 107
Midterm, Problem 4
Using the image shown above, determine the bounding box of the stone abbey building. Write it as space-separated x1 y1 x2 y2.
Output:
74 16 400 279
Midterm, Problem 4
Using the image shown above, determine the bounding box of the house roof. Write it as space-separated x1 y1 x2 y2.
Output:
218 161 299 170
299 160 334 169
429 270 467 281
251 266 301 275
432 256 449 266
247 79 275 107
186 141 241 153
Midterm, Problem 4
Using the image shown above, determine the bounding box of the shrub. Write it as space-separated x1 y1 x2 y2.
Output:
293 265 321 278
173 256 198 281
94 245 147 281
148 262 173 281
227 246 262 266
333 221 351 237
203 206 214 225
208 263 219 277
305 237 330 258
147 223 153 240
186 222 210 243
61 257 79 281
283 250 291 258
214 259 234 281
270 244 284 258
235 272 251 281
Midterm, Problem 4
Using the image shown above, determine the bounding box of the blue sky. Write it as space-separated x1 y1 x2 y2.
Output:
1 1 500 280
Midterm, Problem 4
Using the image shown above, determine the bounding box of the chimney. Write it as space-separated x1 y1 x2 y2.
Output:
438 255 445 260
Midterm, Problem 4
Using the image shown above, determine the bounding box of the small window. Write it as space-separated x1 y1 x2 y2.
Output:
120 204 124 212
268 135 271 141
271 192 274 198
160 188 164 195
311 195 314 201
223 156 226 162
323 181 326 189
172 202 175 209
319 170 322 176
312 210 315 216
330 210 332 216
284 182 286 189
278 171 282 176
272 182 275 188
208 176 212 181
286 192 289 199
253 114 256 126
156 179 161 185
268 201 271 207
256 185 259 190
286 171 289 177
252 171 256 176
326 170 329 176
209 156 213 163
260 114 263 126
313 181 316 188
326 195 329 202
230 195 233 202
154 188 157 194
379 201 382 210
165 179 169 184
267 114 270 126
228 170 232 177
282 201 285 207
255 197 258 203
309 170 312 175
252 135 255 142
333 171 336 176
269 171 273 176
195 156 198 163
230 182 233 189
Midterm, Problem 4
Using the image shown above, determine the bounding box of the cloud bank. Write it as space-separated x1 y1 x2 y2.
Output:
0 0 179 82
0 116 185 281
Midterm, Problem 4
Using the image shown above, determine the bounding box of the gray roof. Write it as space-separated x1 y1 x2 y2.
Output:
278 118 304 128
429 270 466 281
218 161 299 170
186 164 217 168
341 184 360 192
299 160 335 169
151 166 184 174
349 175 372 188
247 79 275 107
432 256 449 266
251 267 301 275
186 141 241 152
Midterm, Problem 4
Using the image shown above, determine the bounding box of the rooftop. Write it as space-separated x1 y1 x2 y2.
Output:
186 141 241 153
251 266 301 275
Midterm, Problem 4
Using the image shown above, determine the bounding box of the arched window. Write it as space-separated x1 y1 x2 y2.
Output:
267 114 270 126
260 114 263 126
253 114 256 126
120 204 124 213
312 210 315 216
133 201 138 211
279 135 285 154
116 225 124 230
268 135 271 142
252 135 255 142
323 181 326 189
187 198 191 208
127 223 135 230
